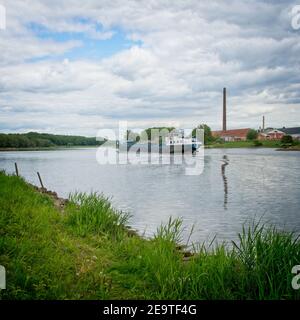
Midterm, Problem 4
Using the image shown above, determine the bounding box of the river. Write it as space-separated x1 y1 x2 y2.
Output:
1 147 300 244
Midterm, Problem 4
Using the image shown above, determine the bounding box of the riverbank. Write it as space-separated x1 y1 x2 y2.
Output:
277 145 300 151
1 140 298 151
0 142 116 152
1 171 299 300
206 140 300 149
205 140 281 148
0 146 99 152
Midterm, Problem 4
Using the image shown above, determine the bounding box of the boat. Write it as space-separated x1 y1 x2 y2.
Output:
164 135 201 153
117 130 202 154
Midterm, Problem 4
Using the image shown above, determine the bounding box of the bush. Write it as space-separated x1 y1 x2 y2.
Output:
253 140 263 147
247 129 258 140
192 124 215 145
281 135 293 145
214 137 224 144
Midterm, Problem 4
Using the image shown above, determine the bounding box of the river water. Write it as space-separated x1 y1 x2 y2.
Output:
1 147 300 244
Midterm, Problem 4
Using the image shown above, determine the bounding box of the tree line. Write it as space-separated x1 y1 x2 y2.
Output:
125 125 214 144
126 125 266 145
0 132 104 148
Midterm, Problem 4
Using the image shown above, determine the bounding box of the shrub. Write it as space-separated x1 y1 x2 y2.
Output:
192 124 215 144
281 135 293 145
253 140 263 147
247 129 258 140
214 137 224 144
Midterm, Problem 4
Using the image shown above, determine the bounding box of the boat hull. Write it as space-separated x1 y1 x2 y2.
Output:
118 142 200 153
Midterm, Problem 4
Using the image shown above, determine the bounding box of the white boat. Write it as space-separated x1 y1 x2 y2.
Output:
164 135 201 153
118 131 202 154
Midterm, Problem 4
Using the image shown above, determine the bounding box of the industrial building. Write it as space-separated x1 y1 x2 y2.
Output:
212 88 250 141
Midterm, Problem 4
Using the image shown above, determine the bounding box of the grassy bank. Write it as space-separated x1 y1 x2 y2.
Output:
0 171 299 300
206 140 282 148
277 145 300 151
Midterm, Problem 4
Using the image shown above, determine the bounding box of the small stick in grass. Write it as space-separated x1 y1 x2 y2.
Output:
37 172 45 189
14 162 19 176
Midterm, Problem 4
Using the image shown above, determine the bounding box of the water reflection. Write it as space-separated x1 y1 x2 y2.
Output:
221 155 229 209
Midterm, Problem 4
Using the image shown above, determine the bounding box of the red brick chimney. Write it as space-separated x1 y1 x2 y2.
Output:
223 87 227 132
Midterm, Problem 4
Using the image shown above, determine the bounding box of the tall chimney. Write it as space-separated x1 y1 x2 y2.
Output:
262 115 265 131
223 87 227 132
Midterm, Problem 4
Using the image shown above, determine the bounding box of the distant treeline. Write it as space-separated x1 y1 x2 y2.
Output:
0 132 104 148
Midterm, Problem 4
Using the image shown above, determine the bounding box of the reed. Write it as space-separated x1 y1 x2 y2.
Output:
66 192 131 239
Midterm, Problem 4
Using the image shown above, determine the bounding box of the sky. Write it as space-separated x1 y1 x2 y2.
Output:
0 0 300 136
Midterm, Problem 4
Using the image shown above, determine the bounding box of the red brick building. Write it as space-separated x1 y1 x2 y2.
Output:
212 128 250 142
258 129 285 141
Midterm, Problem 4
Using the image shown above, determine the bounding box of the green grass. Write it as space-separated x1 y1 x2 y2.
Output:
206 140 282 148
0 171 299 300
66 192 131 239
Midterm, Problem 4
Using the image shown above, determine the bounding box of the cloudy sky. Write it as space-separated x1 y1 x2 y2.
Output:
0 0 300 135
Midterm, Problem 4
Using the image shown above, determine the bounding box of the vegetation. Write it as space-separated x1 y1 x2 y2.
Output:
67 192 131 239
125 130 140 142
253 140 263 147
206 139 282 148
140 127 176 143
278 136 300 151
247 129 258 140
1 171 300 300
278 144 300 151
125 124 215 145
0 132 105 149
281 135 293 145
192 124 214 145
122 127 176 144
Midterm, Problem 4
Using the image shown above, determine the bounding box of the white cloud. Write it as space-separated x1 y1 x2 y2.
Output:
0 0 300 135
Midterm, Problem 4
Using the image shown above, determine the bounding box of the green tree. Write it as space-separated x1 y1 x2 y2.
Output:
192 124 214 145
140 127 175 142
247 129 258 140
0 132 104 148
125 130 139 142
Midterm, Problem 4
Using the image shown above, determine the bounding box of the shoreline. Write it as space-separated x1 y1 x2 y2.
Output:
1 171 300 299
28 180 191 254
276 147 300 151
0 146 294 152
2 140 299 152
30 182 142 239
0 146 100 152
